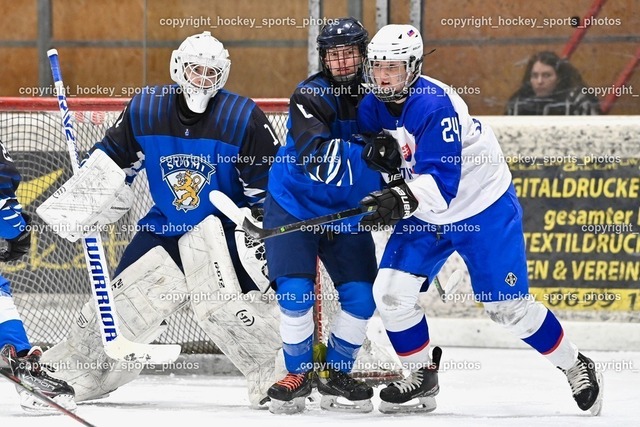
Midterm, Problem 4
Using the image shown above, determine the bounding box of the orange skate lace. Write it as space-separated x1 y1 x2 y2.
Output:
276 373 305 390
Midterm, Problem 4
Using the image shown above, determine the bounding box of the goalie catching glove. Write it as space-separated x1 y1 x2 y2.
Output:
36 150 134 242
359 181 418 228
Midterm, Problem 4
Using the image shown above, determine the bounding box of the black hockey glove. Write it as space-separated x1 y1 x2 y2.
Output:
250 205 264 222
0 213 32 262
359 183 418 228
361 133 402 174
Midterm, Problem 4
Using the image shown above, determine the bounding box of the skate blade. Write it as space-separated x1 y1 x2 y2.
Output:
20 392 77 414
320 395 373 413
588 371 604 416
379 396 437 414
268 396 306 414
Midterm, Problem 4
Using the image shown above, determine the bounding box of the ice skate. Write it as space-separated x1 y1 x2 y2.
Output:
1 344 76 413
267 371 313 414
316 368 373 413
378 346 441 414
561 352 603 416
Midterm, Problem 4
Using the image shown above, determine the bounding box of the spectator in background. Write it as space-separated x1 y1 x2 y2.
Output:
506 51 601 115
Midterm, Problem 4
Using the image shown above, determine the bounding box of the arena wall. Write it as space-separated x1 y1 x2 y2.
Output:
0 0 638 114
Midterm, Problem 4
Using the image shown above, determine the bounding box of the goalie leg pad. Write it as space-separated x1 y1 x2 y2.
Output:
179 215 282 406
36 149 134 242
41 246 188 401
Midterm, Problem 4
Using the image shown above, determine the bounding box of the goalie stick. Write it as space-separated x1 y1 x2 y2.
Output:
209 190 373 239
0 368 96 426
48 49 180 364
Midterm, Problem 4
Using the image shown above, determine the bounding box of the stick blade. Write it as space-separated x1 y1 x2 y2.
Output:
445 269 464 294
104 338 181 365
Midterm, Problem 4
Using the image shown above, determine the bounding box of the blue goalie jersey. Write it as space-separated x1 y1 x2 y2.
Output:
93 85 280 236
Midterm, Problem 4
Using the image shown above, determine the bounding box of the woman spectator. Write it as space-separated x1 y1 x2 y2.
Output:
506 51 601 115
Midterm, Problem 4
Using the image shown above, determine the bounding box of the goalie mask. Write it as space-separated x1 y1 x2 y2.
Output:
317 17 368 85
170 31 231 113
364 24 423 102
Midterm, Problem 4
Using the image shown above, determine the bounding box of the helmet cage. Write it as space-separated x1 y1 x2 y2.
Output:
317 18 368 85
170 32 231 113
320 43 366 84
364 56 422 102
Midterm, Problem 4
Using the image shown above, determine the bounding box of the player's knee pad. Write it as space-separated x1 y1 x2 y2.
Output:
274 276 315 314
179 215 282 406
41 246 187 402
483 297 548 338
335 281 375 319
373 268 425 321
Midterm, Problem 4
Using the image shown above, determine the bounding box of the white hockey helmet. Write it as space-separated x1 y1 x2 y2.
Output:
365 24 423 102
170 31 231 113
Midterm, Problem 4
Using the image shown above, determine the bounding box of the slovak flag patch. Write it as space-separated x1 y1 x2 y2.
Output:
402 144 412 161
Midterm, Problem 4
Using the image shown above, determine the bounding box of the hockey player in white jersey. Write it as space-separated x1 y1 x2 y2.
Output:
356 25 604 415
37 32 282 407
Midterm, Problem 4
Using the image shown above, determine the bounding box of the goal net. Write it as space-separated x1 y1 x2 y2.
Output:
0 97 401 380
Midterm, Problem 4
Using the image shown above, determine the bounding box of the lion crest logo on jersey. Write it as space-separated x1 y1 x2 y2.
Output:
160 154 215 211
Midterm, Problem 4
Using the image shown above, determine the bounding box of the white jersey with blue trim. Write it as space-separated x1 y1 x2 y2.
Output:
358 75 512 224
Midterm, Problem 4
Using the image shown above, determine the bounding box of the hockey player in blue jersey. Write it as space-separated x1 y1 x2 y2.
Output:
357 25 603 415
264 18 383 414
38 32 283 407
0 138 76 413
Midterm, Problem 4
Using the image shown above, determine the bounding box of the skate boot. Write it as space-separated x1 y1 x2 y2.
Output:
379 346 441 414
1 344 76 413
561 352 603 415
267 371 313 414
316 368 373 413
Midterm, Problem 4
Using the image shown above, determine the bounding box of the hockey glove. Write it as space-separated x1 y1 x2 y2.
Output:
361 133 402 174
359 184 418 228
0 213 32 262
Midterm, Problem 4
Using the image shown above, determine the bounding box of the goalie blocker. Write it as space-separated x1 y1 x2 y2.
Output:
36 149 134 242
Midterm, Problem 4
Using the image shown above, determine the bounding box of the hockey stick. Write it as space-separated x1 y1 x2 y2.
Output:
0 368 96 426
432 269 464 302
209 190 373 239
47 49 180 364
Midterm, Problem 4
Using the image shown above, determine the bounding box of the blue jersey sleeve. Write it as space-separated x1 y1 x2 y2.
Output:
0 139 27 239
356 94 384 135
287 86 362 186
410 105 462 205
92 100 144 183
235 104 280 206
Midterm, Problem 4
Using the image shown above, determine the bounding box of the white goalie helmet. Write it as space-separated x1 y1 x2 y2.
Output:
170 31 231 113
365 24 424 102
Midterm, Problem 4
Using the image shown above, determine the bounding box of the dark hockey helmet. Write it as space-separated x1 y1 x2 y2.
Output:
317 17 368 85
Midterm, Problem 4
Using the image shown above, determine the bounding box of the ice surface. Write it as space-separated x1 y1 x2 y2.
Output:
2 347 638 426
